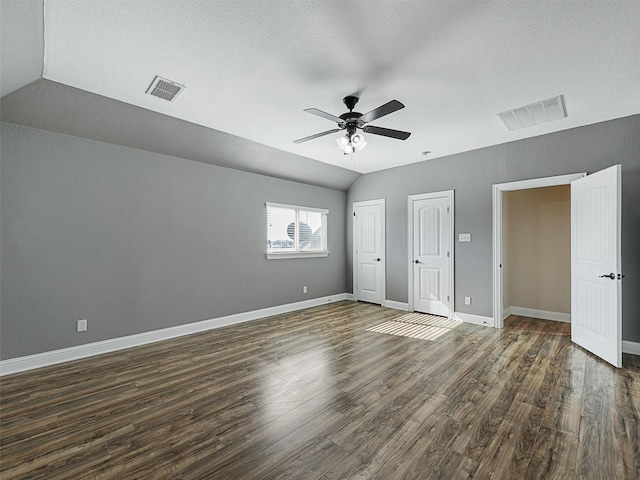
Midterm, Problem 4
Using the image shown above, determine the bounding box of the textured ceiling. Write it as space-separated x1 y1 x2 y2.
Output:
3 0 640 182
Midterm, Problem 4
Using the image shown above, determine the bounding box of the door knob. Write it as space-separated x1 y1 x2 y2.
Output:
414 260 422 264
375 258 381 262
599 273 615 279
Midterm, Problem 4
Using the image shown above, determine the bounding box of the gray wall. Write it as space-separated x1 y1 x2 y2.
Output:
0 0 44 97
1 123 347 359
0 0 31 325
346 114 640 342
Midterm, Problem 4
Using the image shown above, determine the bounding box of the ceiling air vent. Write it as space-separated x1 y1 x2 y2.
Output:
498 95 567 131
145 76 185 102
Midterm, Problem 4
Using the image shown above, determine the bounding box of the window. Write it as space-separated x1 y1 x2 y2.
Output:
266 202 329 259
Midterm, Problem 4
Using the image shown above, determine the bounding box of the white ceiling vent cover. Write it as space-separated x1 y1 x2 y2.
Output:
498 95 567 131
145 76 185 102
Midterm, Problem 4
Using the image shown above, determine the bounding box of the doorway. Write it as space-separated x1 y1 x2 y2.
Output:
497 168 623 368
492 173 585 328
502 185 571 323
493 165 624 367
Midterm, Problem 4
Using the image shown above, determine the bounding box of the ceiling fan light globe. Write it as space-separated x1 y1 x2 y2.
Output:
351 133 367 151
336 135 350 149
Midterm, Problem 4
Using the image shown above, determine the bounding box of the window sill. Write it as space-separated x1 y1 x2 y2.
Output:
265 251 330 260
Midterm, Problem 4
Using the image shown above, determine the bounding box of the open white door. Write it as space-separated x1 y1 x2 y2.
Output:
571 165 622 367
354 200 385 305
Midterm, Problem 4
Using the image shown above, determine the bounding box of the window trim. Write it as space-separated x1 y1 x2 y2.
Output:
265 251 330 260
265 202 330 260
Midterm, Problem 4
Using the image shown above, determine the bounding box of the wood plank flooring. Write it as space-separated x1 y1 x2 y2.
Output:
1 301 639 479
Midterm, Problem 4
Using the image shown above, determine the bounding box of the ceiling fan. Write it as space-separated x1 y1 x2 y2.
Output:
294 95 411 154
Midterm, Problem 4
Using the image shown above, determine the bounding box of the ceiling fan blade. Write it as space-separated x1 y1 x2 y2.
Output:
363 125 411 140
293 128 342 144
304 108 346 125
360 100 405 124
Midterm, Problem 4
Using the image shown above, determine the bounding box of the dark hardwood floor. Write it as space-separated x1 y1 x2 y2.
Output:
1 301 639 479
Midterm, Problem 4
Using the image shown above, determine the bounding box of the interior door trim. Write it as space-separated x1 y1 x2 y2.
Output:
407 190 454 317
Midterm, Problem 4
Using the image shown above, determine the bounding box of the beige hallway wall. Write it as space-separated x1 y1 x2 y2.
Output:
504 185 571 314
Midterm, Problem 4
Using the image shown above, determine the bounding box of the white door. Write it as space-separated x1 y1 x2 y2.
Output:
411 193 452 316
354 200 385 305
571 165 622 367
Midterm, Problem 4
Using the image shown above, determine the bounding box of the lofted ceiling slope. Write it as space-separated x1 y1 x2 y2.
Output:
2 0 640 187
0 79 360 191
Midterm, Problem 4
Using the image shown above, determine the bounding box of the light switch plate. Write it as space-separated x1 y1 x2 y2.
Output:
459 233 471 242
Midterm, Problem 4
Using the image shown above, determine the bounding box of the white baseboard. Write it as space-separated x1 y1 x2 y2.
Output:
455 312 494 327
346 295 407 311
509 306 571 323
503 306 512 320
383 300 409 311
0 294 350 377
507 308 639 357
4 294 635 377
623 340 640 356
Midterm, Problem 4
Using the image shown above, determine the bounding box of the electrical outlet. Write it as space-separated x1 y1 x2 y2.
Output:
303 286 308 294
464 297 471 306
77 319 87 332
459 233 471 242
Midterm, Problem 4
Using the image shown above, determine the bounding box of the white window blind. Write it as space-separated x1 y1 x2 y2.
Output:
266 203 329 259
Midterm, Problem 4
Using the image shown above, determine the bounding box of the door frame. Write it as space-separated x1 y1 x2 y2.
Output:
353 199 386 305
408 190 454 316
492 173 586 328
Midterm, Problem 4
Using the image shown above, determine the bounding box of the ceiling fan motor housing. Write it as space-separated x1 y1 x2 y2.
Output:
339 115 362 135
341 96 365 132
